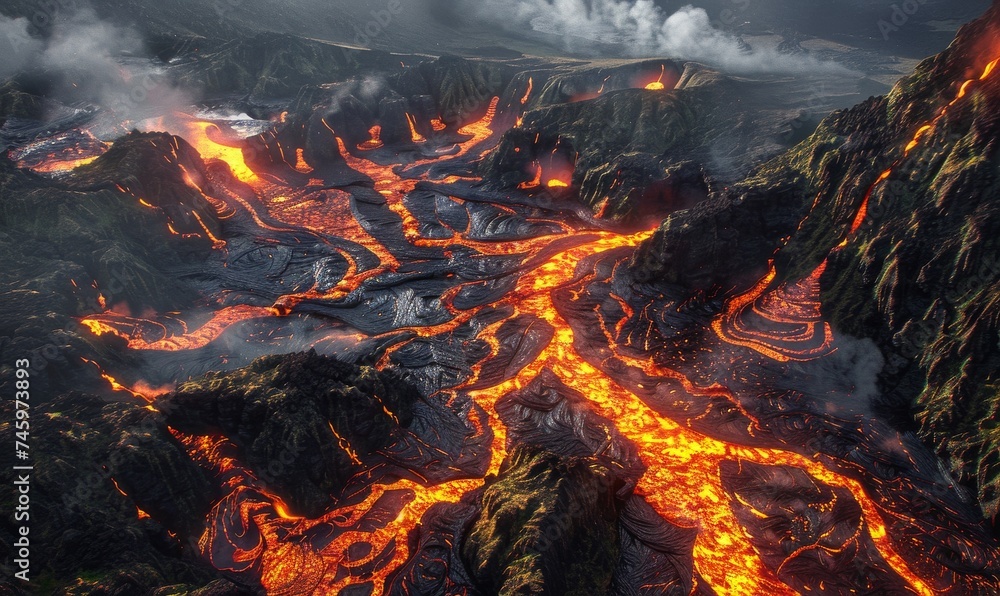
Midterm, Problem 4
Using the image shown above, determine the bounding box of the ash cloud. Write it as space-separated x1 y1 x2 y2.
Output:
0 7 192 123
0 16 41 77
463 0 854 75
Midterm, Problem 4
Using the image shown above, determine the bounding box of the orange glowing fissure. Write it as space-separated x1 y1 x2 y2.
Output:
844 56 1000 247
75 66 993 593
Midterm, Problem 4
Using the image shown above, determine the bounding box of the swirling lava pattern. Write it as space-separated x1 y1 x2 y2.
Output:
712 261 834 363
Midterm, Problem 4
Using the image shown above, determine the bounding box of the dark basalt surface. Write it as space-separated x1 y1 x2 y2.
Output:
628 172 809 295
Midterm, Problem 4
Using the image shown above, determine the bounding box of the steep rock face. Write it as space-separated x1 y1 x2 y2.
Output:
0 394 238 593
629 1 1000 525
461 445 624 596
159 351 420 517
797 13 1000 523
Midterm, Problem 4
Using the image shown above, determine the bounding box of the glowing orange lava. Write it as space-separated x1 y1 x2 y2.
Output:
644 64 667 90
358 125 384 151
405 113 426 143
520 77 534 105
712 261 834 362
28 154 101 173
179 121 259 183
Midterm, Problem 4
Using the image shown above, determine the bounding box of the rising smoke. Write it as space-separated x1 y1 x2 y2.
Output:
0 7 191 123
0 16 39 78
463 0 854 75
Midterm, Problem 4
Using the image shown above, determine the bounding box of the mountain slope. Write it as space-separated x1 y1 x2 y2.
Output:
630 0 1000 526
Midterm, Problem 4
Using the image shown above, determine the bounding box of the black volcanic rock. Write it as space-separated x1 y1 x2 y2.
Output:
0 393 236 593
480 84 705 223
480 62 845 224
158 351 420 517
461 445 624 596
70 131 224 247
629 171 808 293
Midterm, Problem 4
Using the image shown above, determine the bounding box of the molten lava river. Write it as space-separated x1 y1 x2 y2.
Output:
69 67 1000 595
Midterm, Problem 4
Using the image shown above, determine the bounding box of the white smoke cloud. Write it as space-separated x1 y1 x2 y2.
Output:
0 16 43 78
466 0 854 75
0 8 193 123
38 9 143 82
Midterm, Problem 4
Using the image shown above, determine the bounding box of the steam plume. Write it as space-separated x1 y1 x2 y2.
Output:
0 8 192 122
465 1 854 75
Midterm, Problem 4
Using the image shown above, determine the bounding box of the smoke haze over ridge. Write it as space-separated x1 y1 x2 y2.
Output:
460 1 855 75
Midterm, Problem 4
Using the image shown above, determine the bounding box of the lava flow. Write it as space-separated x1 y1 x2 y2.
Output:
69 53 1000 596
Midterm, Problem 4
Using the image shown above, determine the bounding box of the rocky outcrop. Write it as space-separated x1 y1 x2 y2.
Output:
0 132 221 398
629 171 808 294
461 445 624 596
159 351 420 517
480 61 850 224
